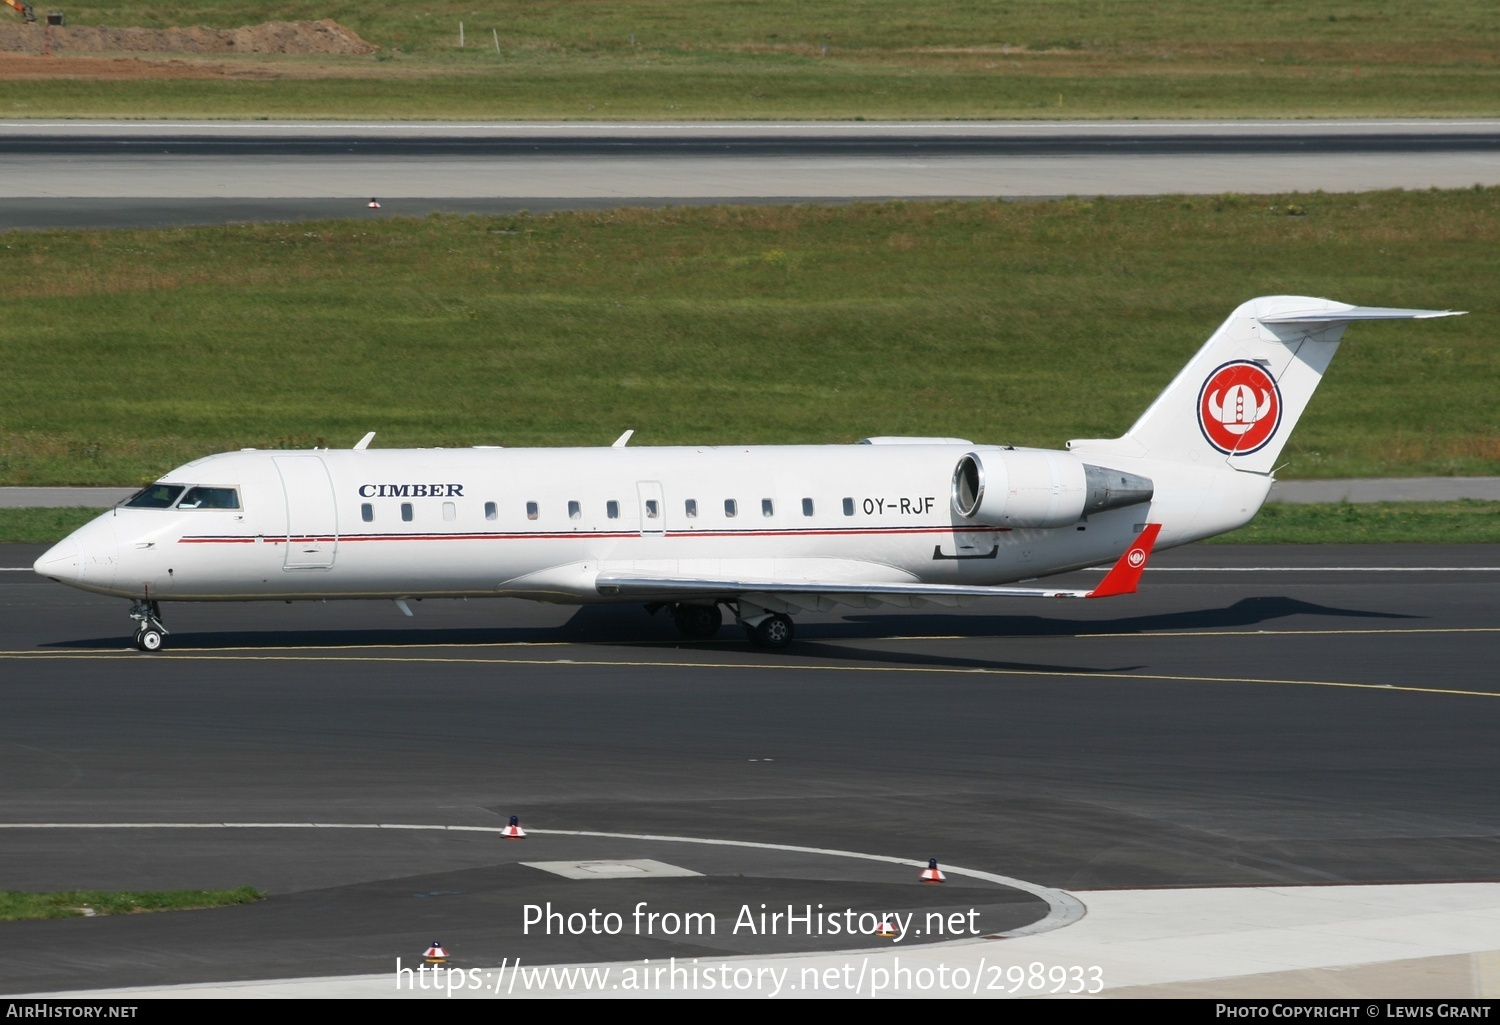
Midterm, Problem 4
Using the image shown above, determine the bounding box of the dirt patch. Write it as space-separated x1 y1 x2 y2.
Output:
0 55 262 78
0 19 376 56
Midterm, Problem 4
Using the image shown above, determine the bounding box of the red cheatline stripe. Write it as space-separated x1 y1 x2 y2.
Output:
177 525 1010 545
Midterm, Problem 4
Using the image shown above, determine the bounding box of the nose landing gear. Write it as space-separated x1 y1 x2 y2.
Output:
129 600 168 652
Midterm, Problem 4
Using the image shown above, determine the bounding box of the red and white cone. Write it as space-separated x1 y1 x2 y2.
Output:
920 858 945 883
875 917 897 938
367 198 382 209
501 815 526 839
424 941 449 964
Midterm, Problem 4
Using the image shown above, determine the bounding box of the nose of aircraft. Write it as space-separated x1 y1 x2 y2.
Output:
33 535 86 585
33 514 119 591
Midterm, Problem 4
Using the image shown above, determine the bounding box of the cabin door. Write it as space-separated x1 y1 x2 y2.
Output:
636 481 665 537
274 455 339 569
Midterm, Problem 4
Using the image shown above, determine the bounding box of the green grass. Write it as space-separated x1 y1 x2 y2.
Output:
0 508 103 542
0 190 1494 485
0 886 263 920
51 0 1500 55
15 64 1497 121
6 504 1498 546
5 0 1499 119
1208 501 1500 544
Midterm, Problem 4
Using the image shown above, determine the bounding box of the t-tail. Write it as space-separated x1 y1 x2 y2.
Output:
1067 295 1462 544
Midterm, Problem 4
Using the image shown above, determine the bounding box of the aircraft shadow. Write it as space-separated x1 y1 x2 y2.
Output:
39 597 1413 674
831 595 1417 640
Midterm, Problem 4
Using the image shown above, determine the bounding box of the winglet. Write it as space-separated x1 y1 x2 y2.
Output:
1086 523 1162 598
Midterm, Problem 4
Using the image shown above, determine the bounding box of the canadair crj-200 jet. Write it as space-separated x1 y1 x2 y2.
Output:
35 296 1461 651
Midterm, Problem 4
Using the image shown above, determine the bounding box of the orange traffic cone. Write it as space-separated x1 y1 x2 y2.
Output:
424 941 449 964
875 917 897 938
367 198 382 209
502 815 526 839
920 858 945 883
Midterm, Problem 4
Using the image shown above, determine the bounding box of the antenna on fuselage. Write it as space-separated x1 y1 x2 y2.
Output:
612 430 634 448
353 432 376 450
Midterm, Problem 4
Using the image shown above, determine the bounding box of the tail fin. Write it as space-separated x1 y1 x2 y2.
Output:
1070 296 1462 475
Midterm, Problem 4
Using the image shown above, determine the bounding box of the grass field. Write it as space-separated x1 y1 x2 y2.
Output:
1 190 1494 487
0 886 262 921
1203 501 1500 544
6 1 1500 119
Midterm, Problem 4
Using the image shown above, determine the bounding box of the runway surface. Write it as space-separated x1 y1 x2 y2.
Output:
3 542 1499 994
3 119 1498 230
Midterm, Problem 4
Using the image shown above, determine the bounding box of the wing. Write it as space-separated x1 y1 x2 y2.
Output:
595 524 1162 611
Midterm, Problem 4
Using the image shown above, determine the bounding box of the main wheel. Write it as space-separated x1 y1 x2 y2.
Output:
672 603 722 640
135 628 163 652
750 613 795 649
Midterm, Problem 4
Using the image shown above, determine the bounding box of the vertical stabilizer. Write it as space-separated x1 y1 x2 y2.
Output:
1076 296 1462 475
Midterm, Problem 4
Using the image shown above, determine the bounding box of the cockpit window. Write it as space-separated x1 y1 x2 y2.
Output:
125 484 185 509
177 486 241 510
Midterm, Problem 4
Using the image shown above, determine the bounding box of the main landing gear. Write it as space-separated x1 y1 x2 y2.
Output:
744 612 795 650
671 602 723 640
128 600 168 652
656 601 796 649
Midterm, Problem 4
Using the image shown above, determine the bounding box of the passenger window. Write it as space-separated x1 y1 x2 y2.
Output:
725 499 737 518
607 500 620 519
568 500 581 520
645 499 659 519
762 498 774 517
177 486 241 510
442 502 456 521
685 499 697 518
361 503 374 523
526 501 539 520
843 497 855 516
802 498 814 517
484 501 498 521
401 503 413 522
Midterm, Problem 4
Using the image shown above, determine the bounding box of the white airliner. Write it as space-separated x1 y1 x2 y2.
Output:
35 295 1459 651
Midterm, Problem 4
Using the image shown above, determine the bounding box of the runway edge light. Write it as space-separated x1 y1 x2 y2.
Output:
502 815 526 839
920 858 945 883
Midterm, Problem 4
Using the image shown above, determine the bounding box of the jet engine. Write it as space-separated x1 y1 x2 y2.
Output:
951 448 1154 529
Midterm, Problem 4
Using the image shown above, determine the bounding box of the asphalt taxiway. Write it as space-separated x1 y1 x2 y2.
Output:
3 119 1498 230
3 542 1499 995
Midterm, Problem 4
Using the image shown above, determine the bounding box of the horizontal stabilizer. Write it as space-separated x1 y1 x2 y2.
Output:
1258 306 1464 324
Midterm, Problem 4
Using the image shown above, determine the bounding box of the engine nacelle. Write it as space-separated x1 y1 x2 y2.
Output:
951 448 1153 529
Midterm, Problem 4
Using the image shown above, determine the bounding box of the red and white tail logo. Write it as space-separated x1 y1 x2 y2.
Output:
1197 361 1282 455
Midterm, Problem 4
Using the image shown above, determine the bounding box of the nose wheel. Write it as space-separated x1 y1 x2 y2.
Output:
128 600 168 652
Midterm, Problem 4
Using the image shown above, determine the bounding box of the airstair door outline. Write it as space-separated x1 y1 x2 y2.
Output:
275 456 339 569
